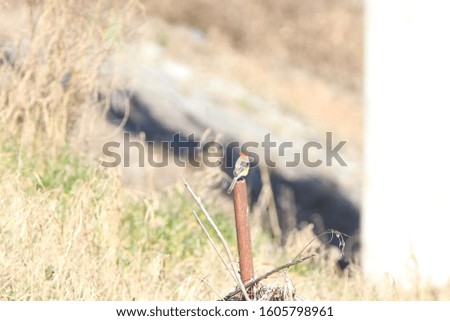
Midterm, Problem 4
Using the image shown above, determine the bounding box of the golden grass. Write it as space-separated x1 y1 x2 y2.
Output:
0 0 128 152
0 159 221 300
1 140 449 300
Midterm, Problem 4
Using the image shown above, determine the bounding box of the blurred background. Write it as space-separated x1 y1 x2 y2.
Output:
2 0 412 301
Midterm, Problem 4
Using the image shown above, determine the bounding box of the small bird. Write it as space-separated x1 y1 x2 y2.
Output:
227 151 250 194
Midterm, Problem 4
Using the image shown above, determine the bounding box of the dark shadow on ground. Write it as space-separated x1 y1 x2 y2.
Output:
105 89 361 261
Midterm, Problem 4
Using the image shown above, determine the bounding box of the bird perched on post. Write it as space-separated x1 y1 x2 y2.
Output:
227 151 250 194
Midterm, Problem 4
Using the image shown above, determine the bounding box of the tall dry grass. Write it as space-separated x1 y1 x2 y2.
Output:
0 0 124 153
0 0 235 300
0 147 238 300
0 2 249 300
0 152 243 299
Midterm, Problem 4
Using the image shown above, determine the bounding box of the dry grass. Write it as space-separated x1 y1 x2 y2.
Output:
2 1 100 151
0 152 234 300
1 0 449 301
0 0 233 300
1 142 448 300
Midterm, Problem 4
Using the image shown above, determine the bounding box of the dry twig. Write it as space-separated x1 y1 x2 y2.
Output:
182 176 251 301
192 210 237 284
222 253 316 300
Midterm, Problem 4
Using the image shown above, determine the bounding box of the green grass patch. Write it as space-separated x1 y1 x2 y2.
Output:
120 188 236 259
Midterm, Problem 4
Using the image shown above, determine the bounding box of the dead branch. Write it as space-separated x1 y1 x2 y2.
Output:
182 176 251 301
222 253 316 300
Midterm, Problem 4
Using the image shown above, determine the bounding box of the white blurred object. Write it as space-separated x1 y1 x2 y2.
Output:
364 0 450 287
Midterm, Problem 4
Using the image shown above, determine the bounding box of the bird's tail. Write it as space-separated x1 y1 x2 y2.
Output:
227 177 238 194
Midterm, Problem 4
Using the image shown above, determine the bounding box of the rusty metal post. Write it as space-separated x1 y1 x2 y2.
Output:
232 179 255 287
